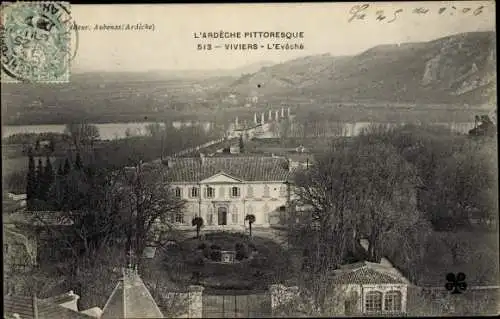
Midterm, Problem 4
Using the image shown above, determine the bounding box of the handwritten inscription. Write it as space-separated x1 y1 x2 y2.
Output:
349 4 486 23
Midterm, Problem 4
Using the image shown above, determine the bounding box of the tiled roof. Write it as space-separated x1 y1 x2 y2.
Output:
4 295 92 319
101 269 164 319
42 292 77 305
331 262 407 285
157 156 294 182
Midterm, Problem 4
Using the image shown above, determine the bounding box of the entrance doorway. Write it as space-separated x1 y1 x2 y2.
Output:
218 207 227 225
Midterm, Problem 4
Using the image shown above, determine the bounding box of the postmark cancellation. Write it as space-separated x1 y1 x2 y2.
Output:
1 1 74 83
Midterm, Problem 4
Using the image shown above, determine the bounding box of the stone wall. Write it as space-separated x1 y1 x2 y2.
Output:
160 285 204 318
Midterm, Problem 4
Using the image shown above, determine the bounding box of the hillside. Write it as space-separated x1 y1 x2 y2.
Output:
225 31 496 105
0 60 279 125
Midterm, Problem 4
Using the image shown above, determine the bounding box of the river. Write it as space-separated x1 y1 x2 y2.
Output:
2 120 475 141
2 121 215 140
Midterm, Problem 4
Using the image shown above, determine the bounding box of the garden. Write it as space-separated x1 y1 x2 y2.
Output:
159 232 298 292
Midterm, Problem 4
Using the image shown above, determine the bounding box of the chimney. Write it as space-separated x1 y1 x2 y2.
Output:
200 152 206 165
268 109 272 121
254 113 258 124
287 107 291 118
281 107 284 118
275 110 279 121
261 113 265 124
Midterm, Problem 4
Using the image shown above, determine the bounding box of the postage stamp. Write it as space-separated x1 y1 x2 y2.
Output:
1 1 75 83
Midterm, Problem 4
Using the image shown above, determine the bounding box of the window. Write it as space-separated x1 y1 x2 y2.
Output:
167 212 175 223
175 211 184 224
384 291 402 312
190 187 199 198
247 185 254 197
365 291 382 312
263 185 270 197
232 206 238 224
279 206 286 212
206 187 215 198
175 187 182 198
231 187 240 197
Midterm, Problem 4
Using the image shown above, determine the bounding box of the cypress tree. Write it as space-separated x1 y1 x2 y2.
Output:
48 139 56 153
63 158 71 175
26 152 36 209
57 162 64 176
75 152 82 170
44 156 54 193
239 134 244 153
36 158 44 201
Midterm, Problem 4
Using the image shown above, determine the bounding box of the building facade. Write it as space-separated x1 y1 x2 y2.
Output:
330 261 411 315
163 155 293 229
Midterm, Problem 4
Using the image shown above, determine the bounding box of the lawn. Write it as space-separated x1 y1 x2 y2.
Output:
157 232 297 292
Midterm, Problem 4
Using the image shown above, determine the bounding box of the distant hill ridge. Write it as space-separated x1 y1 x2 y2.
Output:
225 31 496 105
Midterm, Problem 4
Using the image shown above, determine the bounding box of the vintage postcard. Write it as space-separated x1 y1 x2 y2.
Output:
2 2 497 318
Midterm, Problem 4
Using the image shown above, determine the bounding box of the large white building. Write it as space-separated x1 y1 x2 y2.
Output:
163 154 294 229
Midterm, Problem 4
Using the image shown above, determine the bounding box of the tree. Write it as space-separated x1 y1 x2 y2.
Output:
75 152 83 170
35 139 41 152
279 119 291 144
293 137 424 267
192 217 204 239
36 158 44 201
65 123 100 151
145 122 162 138
352 142 422 262
245 214 256 237
48 139 56 153
125 128 132 138
44 156 54 191
239 134 244 153
26 152 36 209
46 166 130 267
430 140 497 230
63 158 71 175
57 162 64 176
116 163 186 267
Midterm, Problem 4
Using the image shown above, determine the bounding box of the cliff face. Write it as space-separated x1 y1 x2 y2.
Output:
421 33 496 96
226 31 496 105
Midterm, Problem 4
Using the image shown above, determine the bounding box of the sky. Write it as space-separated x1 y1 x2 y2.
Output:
70 1 495 72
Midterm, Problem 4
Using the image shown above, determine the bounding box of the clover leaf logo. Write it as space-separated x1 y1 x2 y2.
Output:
445 272 467 294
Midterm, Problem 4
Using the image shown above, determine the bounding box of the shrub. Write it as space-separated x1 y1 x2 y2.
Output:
248 243 257 252
235 242 248 261
210 250 222 262
202 246 211 258
210 244 221 250
250 256 268 268
197 243 207 250
195 257 204 266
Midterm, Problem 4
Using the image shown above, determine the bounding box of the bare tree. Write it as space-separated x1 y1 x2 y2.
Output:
352 142 423 262
145 122 163 138
64 123 100 151
292 142 360 273
116 163 186 267
46 167 127 264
